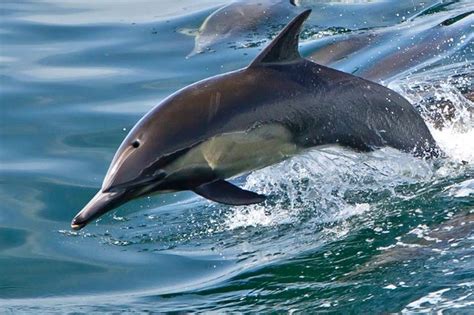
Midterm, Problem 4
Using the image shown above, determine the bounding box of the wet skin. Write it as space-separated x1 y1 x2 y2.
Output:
191 0 298 55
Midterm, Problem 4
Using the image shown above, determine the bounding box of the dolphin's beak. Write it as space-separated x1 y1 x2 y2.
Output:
71 190 128 230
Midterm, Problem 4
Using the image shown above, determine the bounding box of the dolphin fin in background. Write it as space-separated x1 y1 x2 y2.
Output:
193 180 266 205
439 10 472 26
249 9 311 67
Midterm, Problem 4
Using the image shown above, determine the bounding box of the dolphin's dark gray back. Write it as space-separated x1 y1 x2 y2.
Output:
261 60 438 156
206 10 438 157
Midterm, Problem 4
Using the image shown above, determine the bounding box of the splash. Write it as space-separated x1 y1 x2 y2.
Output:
391 64 474 164
224 62 473 231
224 147 433 230
403 288 474 312
445 179 474 198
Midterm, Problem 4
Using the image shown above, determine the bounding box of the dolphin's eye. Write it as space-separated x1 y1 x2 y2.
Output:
132 140 140 148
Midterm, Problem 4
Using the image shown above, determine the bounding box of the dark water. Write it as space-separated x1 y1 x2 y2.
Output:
1 0 473 312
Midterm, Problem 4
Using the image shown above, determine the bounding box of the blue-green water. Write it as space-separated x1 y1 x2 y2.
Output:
1 0 473 312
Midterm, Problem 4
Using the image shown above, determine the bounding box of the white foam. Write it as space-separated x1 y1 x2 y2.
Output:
223 147 432 230
403 288 474 313
432 127 474 163
404 288 451 311
445 179 474 198
326 203 370 222
225 205 296 230
392 67 474 164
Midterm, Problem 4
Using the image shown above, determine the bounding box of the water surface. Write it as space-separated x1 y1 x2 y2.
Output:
1 0 473 312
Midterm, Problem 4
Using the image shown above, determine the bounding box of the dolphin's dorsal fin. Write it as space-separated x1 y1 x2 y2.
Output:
249 9 311 67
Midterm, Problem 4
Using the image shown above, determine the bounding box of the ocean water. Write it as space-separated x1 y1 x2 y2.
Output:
0 0 473 312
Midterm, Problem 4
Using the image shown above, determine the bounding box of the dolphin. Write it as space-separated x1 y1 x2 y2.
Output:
71 10 438 230
304 10 473 82
190 0 298 55
190 0 443 57
345 211 474 278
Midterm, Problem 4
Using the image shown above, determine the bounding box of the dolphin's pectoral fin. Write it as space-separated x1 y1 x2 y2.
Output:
193 180 266 205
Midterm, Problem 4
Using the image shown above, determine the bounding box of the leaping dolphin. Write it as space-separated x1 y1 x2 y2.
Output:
71 10 438 230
